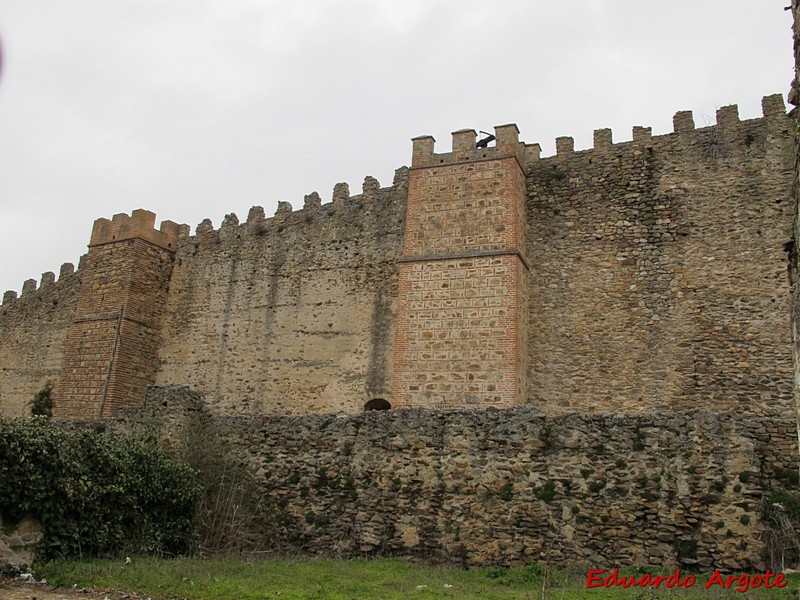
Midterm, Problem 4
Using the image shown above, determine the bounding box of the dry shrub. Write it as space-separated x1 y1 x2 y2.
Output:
174 413 268 556
763 491 800 571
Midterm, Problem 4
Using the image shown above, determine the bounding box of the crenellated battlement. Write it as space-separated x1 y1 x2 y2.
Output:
410 94 787 171
411 123 524 168
89 209 189 251
189 168 409 240
541 94 787 161
4 94 785 306
1 262 77 307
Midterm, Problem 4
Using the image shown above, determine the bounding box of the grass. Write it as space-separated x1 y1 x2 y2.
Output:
32 557 800 600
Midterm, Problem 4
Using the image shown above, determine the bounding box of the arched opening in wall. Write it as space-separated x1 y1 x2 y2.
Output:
364 398 391 411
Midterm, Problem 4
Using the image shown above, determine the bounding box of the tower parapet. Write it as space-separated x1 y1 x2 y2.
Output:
411 124 524 168
89 208 187 250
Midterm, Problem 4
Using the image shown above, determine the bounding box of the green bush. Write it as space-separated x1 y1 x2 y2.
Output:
0 417 201 560
499 482 513 501
536 480 556 502
587 479 607 493
29 382 54 418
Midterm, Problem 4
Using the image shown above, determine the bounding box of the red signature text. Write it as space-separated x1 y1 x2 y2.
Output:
586 568 787 592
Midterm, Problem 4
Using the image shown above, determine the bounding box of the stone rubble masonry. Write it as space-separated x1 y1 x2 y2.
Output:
52 210 187 419
393 125 529 408
0 96 793 422
0 515 43 567
790 0 800 458
154 175 407 415
105 385 799 570
0 263 80 419
526 97 793 419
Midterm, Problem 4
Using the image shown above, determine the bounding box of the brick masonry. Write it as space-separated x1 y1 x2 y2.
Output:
53 210 186 419
1 88 798 570
393 127 529 408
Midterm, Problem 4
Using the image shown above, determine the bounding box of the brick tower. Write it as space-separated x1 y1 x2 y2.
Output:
392 125 529 409
53 210 188 419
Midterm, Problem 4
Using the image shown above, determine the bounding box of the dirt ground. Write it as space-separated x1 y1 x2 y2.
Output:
0 579 159 600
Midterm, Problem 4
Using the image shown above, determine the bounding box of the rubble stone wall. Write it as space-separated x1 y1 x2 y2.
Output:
111 385 798 570
0 515 43 568
0 265 81 419
790 0 800 445
526 99 794 418
154 175 408 415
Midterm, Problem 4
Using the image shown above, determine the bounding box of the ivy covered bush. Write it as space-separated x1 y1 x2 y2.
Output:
0 417 202 559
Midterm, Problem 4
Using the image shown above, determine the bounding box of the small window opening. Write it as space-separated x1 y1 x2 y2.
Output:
364 398 391 411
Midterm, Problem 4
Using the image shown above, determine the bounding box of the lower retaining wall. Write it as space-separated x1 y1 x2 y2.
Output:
113 385 799 570
0 515 43 568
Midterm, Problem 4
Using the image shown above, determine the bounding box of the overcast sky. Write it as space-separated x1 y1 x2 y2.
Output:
0 1 794 297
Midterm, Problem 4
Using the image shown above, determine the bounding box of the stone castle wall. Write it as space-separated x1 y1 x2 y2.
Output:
154 173 408 414
790 0 800 444
526 98 794 418
0 264 81 419
0 90 797 570
0 97 794 421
